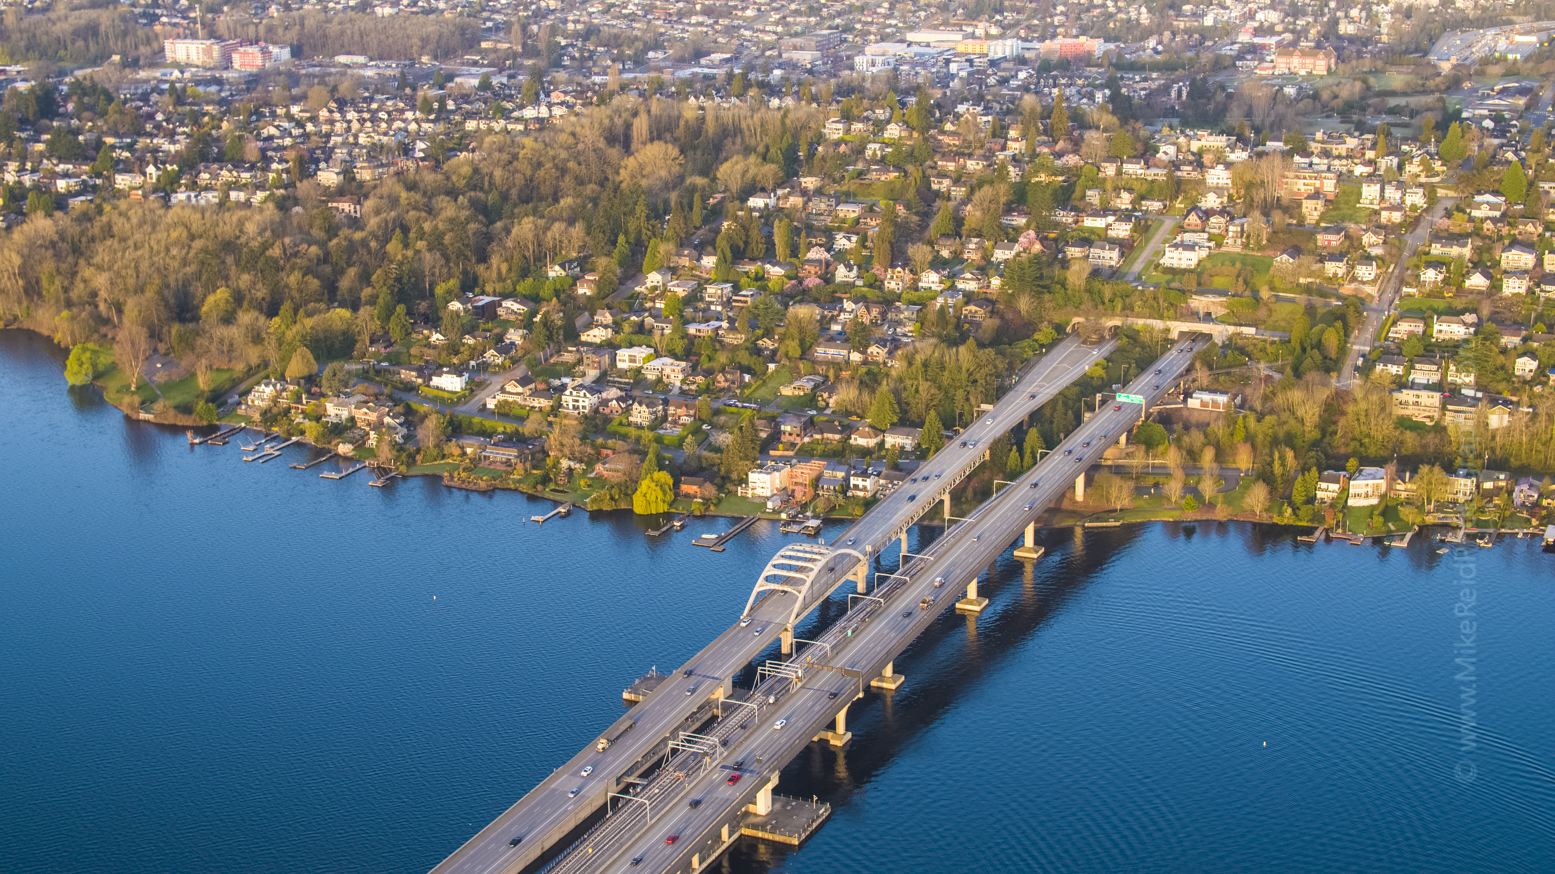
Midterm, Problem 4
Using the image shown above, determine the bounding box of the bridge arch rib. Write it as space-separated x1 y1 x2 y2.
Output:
742 543 866 630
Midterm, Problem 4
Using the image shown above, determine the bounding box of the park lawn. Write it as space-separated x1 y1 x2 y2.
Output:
745 364 793 403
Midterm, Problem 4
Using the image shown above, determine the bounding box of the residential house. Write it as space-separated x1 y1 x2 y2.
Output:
1315 471 1350 505
1348 467 1388 506
883 426 921 451
559 383 601 415
1502 244 1537 271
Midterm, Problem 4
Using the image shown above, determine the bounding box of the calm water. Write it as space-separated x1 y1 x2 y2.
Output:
2 329 1553 874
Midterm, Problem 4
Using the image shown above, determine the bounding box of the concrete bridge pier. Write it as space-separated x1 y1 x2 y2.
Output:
1074 471 1086 502
899 532 908 565
869 660 905 690
854 561 867 595
780 626 793 656
956 576 989 613
943 491 951 524
1014 521 1045 561
813 702 853 747
746 773 780 816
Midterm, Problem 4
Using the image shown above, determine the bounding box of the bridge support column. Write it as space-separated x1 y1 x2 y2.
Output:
943 492 951 524
1074 472 1086 502
869 659 905 690
1118 431 1127 448
780 626 793 656
814 702 852 746
746 773 779 816
1014 521 1045 561
956 576 989 613
900 532 908 564
854 561 867 595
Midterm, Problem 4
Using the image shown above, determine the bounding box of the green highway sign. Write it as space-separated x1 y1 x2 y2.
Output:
1116 393 1145 405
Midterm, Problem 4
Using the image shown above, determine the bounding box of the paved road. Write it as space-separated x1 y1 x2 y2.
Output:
1122 215 1180 282
424 334 1115 874
457 363 530 414
1337 197 1453 388
581 338 1204 874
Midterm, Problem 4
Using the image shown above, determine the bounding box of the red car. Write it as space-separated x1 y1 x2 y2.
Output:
726 772 742 785
665 834 679 845
1113 404 1122 411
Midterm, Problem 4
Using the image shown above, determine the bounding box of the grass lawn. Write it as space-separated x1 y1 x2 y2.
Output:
407 461 461 476
419 386 468 403
1398 297 1471 315
1319 183 1373 225
471 466 510 479
529 362 571 382
745 365 793 403
713 494 771 516
1202 252 1273 277
775 395 813 412
1142 272 1173 286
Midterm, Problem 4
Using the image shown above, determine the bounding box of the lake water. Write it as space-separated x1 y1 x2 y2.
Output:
2 329 1553 874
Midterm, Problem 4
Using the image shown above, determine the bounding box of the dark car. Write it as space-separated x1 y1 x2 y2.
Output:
902 611 912 618
509 837 523 847
959 440 968 448
689 798 702 809
1154 369 1162 375
631 857 643 866
828 691 838 699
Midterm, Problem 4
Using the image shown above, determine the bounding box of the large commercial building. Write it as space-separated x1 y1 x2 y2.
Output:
1270 47 1337 75
1040 37 1101 61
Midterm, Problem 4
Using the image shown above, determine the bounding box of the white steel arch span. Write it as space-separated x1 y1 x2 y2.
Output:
741 543 865 629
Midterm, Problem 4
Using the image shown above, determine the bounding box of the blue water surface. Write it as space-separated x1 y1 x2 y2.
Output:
1 330 1551 874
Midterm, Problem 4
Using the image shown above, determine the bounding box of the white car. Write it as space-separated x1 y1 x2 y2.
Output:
739 616 752 627
772 719 788 731
580 766 593 777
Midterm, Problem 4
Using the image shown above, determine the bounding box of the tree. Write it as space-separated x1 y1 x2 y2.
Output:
64 343 112 386
285 346 319 381
1182 494 1200 513
1235 442 1254 474
774 216 793 262
720 416 760 483
632 470 674 514
201 288 236 325
1245 480 1272 519
1109 130 1136 158
909 242 934 274
389 305 412 344
1023 427 1045 468
1199 473 1223 504
1096 472 1134 512
114 324 153 391
1374 123 1389 159
920 409 945 455
1006 446 1023 478
1415 463 1448 511
1134 421 1168 453
320 361 351 396
868 385 900 430
1500 161 1528 205
1438 123 1465 163
1050 92 1069 137
1164 469 1186 505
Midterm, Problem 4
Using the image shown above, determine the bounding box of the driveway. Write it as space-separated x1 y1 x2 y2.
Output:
457 363 529 413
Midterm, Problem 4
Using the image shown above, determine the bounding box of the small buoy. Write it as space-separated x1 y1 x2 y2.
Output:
433 596 437 600
1263 741 1267 747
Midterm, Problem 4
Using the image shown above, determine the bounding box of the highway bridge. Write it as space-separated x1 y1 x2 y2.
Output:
425 334 1150 874
526 336 1202 874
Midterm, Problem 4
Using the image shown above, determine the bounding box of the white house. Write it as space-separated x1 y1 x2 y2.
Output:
615 345 657 369
430 370 468 392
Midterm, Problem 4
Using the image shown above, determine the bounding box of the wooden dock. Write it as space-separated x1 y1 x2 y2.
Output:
695 515 758 551
647 514 689 536
320 462 367 479
530 503 572 524
192 424 244 445
1297 526 1326 543
369 470 402 487
291 454 335 470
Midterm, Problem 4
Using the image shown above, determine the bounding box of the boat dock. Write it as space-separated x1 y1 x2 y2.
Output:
191 424 244 445
779 515 823 535
694 515 758 552
320 462 367 479
647 514 689 536
1297 526 1326 543
1383 527 1417 548
291 454 336 470
530 503 572 524
369 470 402 487
239 432 276 452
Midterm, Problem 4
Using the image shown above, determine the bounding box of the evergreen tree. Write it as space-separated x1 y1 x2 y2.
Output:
720 417 760 483
1500 161 1528 204
1438 123 1465 163
921 409 944 454
868 385 900 430
1049 92 1069 138
1006 446 1023 478
1022 427 1045 468
930 201 957 238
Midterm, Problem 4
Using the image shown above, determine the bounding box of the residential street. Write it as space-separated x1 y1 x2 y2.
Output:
1122 215 1180 282
1337 197 1453 388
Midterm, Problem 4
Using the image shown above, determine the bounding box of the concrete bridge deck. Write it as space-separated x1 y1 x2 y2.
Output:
540 337 1202 874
